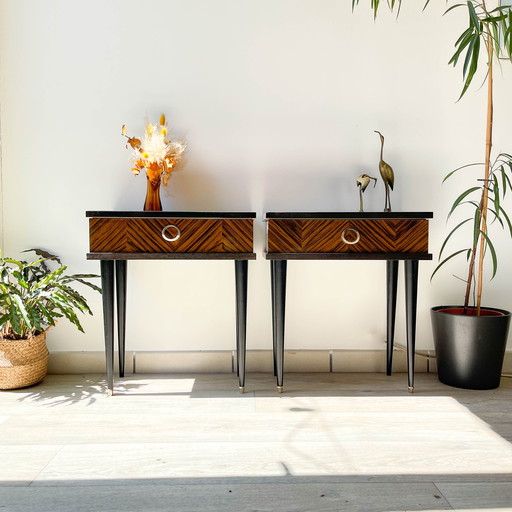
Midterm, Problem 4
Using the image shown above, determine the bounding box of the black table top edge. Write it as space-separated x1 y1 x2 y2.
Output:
265 212 433 219
86 211 256 219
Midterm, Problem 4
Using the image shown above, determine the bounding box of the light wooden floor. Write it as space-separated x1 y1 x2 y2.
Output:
1 372 512 512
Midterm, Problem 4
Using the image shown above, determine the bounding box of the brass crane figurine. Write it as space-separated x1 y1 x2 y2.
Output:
356 173 377 212
375 131 395 212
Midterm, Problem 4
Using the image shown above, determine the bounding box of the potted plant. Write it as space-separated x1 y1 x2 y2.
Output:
354 0 512 389
0 249 101 390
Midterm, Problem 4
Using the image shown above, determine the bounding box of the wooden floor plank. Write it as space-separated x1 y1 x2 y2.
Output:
0 373 511 511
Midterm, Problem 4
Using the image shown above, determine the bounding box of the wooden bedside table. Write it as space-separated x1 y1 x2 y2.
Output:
265 212 433 392
87 211 256 395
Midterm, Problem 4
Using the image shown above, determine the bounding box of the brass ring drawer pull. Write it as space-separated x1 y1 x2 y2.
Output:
341 228 360 245
161 224 181 242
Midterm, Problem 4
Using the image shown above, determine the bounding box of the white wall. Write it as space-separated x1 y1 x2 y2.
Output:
1 0 511 354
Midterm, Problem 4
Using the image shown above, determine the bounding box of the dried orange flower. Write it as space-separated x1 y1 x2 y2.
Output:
122 115 186 183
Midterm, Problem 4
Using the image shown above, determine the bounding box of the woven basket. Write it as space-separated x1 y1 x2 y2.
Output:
0 332 49 390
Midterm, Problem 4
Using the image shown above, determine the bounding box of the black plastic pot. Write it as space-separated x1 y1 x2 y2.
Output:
431 306 511 390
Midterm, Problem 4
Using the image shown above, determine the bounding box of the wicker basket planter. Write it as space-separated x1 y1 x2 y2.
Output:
0 332 49 390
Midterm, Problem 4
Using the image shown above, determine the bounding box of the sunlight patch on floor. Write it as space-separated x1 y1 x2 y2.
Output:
16 395 512 482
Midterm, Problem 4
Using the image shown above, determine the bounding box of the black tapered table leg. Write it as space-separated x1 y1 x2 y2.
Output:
271 260 287 393
115 260 127 378
405 260 419 393
100 260 115 396
386 260 399 375
235 260 248 393
271 261 277 377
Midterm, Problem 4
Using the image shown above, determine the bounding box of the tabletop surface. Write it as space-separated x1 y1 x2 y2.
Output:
265 212 433 219
86 211 257 218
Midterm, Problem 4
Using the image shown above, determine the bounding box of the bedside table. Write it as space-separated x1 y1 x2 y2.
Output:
87 211 256 395
265 212 433 392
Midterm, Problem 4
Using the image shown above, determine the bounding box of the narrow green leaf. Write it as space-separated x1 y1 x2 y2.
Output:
467 1 480 30
480 230 498 279
491 21 501 58
450 27 475 66
488 207 504 228
448 186 481 217
473 207 482 248
500 165 508 196
438 218 472 259
431 249 470 281
499 205 512 237
493 176 500 215
444 3 465 17
457 30 481 100
443 162 483 183
462 34 477 78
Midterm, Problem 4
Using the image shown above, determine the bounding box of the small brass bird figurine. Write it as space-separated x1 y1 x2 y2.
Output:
356 173 377 212
375 131 395 212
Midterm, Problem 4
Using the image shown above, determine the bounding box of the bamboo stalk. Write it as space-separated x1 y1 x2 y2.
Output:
476 28 494 314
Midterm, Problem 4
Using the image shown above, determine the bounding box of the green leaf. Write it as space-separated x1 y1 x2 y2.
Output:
467 1 480 30
443 162 483 183
26 304 44 332
449 28 475 66
473 206 483 250
493 176 500 215
438 218 472 259
8 304 22 335
480 230 498 279
11 294 31 331
444 3 465 17
500 165 509 196
64 275 102 293
431 248 470 281
499 205 512 237
459 34 480 99
0 313 10 329
448 186 481 217
487 207 504 228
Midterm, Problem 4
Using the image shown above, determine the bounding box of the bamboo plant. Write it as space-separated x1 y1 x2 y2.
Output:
353 0 512 315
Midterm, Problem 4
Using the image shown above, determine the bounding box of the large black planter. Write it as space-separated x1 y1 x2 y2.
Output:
431 306 511 390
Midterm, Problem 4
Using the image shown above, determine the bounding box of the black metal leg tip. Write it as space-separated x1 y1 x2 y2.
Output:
239 386 245 394
277 386 284 393
408 386 414 393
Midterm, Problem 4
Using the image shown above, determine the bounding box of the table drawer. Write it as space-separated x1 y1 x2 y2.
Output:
89 218 253 253
267 218 429 254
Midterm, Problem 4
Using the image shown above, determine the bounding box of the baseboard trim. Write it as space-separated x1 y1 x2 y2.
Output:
46 348 504 375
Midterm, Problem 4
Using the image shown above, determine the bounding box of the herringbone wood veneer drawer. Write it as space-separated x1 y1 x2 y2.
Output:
89 217 253 253
267 218 428 254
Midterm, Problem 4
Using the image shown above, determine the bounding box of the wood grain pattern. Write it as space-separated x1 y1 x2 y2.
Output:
222 219 253 252
89 218 254 254
267 219 429 254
